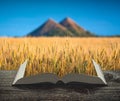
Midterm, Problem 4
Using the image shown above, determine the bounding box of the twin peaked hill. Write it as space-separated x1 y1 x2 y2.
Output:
28 17 93 37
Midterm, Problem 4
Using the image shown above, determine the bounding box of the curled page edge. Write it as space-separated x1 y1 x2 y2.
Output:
12 59 28 85
92 59 107 85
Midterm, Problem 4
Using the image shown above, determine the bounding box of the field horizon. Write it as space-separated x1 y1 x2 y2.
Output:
0 37 120 77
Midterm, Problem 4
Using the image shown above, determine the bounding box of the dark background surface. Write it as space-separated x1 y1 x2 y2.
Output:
0 70 120 101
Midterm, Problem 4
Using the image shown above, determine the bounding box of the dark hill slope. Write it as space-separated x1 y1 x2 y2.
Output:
28 19 73 37
60 17 93 37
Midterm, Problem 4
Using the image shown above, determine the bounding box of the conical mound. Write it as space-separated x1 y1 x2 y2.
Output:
60 17 92 36
28 19 73 36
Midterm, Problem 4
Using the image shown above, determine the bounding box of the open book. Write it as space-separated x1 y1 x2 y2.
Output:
12 59 107 86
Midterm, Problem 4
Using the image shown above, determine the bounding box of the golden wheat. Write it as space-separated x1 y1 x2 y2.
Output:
0 37 120 77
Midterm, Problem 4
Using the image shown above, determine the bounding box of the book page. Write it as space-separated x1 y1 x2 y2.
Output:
61 73 104 85
15 73 59 85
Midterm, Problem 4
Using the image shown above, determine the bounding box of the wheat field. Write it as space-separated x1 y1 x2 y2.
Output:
0 37 120 77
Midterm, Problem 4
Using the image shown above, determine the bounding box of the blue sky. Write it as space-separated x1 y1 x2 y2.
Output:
0 0 120 36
